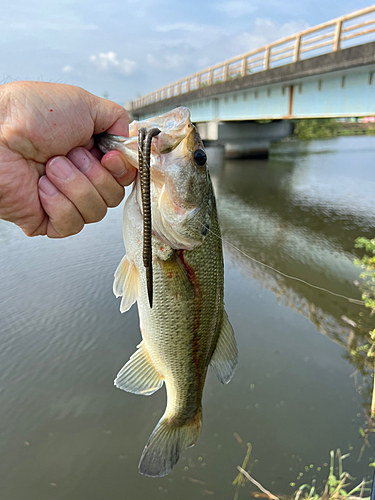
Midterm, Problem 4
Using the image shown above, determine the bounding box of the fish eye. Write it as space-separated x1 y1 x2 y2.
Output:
194 148 207 167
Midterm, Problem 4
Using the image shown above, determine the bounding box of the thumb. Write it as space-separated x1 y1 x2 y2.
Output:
87 93 129 137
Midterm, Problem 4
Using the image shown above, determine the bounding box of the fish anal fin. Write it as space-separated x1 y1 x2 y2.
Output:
210 310 238 384
113 255 139 312
139 409 202 477
114 341 163 396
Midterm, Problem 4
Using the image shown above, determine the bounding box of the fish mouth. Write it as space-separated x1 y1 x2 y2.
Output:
97 133 133 155
97 130 186 160
97 106 193 163
98 108 206 252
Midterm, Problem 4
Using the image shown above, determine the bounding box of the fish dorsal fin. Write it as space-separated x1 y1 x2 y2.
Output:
114 341 164 395
113 255 139 313
210 310 238 384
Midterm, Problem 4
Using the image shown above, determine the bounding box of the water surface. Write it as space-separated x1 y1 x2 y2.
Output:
1 136 374 499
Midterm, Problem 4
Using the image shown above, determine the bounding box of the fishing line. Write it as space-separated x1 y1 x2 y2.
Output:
136 133 364 306
199 221 365 306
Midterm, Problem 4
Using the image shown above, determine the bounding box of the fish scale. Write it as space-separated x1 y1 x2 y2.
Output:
98 107 238 477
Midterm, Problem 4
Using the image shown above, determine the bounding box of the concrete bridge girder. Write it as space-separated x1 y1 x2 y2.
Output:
133 42 375 158
196 120 294 159
133 42 375 122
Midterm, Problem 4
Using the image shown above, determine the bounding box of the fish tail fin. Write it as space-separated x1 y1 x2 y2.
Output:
138 408 202 477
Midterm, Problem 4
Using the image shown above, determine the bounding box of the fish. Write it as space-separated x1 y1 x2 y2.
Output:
98 106 237 477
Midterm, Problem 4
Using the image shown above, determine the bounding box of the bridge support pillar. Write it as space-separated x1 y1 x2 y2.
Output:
196 120 293 159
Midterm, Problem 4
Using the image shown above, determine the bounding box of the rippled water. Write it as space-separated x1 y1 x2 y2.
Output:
1 136 375 499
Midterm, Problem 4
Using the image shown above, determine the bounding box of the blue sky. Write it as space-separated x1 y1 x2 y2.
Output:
1 0 372 104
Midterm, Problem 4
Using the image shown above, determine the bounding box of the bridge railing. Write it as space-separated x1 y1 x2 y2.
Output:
133 5 375 110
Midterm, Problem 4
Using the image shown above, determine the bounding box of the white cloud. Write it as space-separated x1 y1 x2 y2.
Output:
233 18 310 54
156 23 211 33
146 53 186 71
141 16 311 96
62 65 73 73
255 17 310 37
153 23 228 52
89 51 136 76
215 1 257 18
1 19 98 32
155 22 224 38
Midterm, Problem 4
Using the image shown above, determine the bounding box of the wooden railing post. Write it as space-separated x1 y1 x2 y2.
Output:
223 64 228 82
293 35 301 62
241 56 247 77
264 47 271 70
186 79 190 93
208 69 213 86
333 20 343 51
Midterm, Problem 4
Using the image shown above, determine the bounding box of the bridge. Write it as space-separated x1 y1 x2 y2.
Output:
130 6 375 157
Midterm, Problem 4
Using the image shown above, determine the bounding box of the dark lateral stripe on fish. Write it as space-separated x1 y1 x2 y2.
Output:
177 249 203 393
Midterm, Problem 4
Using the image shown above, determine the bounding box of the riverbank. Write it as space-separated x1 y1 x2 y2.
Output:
233 442 372 500
293 119 375 140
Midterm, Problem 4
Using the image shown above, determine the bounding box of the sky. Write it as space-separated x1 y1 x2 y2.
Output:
1 0 372 105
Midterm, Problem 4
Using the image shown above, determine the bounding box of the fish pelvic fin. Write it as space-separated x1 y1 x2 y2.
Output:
114 341 163 396
139 409 202 477
210 310 238 384
113 255 138 313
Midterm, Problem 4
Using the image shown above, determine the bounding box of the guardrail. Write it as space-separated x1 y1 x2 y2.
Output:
133 5 375 110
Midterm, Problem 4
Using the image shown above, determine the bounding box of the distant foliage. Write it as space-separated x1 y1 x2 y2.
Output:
294 119 339 140
354 237 375 314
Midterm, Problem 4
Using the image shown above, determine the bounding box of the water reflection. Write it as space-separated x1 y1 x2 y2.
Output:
209 136 375 420
0 136 375 500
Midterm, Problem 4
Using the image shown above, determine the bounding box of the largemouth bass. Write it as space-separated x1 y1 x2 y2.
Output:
98 107 237 477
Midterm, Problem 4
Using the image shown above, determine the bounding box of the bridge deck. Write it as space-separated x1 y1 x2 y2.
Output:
133 42 375 121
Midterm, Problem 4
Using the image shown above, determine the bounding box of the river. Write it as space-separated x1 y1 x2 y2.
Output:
1 136 374 499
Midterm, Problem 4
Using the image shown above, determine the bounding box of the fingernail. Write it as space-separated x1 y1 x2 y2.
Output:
49 157 74 180
105 155 126 176
38 176 59 197
67 148 91 173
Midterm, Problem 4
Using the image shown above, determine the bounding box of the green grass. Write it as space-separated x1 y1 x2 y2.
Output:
233 444 372 500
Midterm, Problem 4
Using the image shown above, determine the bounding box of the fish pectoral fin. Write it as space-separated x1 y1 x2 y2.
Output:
210 310 238 384
113 254 139 313
114 341 163 395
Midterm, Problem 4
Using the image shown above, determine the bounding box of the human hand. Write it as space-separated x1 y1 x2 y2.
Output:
0 81 137 237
